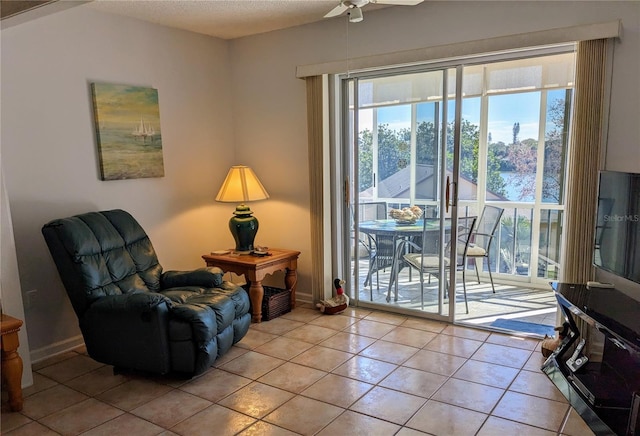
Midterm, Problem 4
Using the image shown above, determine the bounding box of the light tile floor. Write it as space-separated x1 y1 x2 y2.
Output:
1 304 594 435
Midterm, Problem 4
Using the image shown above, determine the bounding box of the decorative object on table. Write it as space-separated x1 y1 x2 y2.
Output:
251 246 271 257
215 165 269 254
541 322 570 357
91 83 164 181
317 278 349 314
389 205 423 224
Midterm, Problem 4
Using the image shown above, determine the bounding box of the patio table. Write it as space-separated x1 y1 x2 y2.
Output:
358 219 450 302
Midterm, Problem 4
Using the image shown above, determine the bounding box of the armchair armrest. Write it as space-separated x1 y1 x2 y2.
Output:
86 291 171 313
161 267 224 289
80 292 173 374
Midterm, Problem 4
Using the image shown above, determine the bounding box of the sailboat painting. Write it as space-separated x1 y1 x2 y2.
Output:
91 83 164 180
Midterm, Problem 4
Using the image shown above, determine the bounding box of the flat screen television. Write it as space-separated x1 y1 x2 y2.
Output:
594 170 640 284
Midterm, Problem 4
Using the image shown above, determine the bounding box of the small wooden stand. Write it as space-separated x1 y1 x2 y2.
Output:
203 248 300 323
1 314 24 412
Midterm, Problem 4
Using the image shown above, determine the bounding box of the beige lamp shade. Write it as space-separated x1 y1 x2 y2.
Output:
215 165 269 203
216 165 269 253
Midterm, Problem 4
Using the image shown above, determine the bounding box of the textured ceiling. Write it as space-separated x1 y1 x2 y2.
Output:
86 0 391 40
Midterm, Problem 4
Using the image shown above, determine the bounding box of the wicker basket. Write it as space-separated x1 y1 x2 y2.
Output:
246 285 291 321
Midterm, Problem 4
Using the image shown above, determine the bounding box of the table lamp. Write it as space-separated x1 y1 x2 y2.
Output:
215 165 270 254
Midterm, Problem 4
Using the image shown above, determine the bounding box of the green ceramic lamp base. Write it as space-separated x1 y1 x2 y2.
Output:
229 204 259 254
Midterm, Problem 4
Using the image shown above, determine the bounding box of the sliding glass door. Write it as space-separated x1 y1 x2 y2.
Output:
345 67 464 321
340 47 575 323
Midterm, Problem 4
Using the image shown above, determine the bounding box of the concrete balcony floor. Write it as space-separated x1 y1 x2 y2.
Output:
354 261 558 337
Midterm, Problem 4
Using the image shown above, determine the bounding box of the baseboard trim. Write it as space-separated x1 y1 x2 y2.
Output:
30 335 85 364
296 290 312 304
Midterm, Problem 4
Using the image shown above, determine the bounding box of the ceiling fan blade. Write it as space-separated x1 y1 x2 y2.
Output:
324 4 349 18
371 0 424 5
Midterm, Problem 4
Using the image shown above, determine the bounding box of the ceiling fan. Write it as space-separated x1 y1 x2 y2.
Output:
324 0 424 23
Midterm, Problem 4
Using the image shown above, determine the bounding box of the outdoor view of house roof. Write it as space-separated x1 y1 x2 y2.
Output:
362 164 507 202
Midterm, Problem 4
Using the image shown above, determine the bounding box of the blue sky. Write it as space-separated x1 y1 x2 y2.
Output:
362 91 543 145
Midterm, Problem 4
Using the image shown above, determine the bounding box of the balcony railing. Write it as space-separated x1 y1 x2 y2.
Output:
360 202 563 283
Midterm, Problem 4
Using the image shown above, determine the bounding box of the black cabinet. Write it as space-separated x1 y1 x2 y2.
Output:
543 282 640 435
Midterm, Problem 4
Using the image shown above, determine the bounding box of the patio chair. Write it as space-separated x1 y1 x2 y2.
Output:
359 201 387 222
466 205 504 293
357 202 395 297
395 216 477 313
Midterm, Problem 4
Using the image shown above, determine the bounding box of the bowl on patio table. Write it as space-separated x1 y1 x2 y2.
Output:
389 206 422 225
394 218 417 225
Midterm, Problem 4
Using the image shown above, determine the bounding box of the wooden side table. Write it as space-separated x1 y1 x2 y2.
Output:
203 248 300 323
1 314 24 412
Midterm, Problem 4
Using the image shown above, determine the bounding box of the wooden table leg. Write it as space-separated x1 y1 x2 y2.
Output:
1 331 24 412
285 268 297 309
249 281 265 323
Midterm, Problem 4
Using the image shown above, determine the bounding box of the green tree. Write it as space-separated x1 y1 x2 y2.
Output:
358 117 506 198
358 129 373 192
416 120 437 165
542 95 570 203
377 124 411 181
486 146 507 196
490 141 514 171
446 119 506 197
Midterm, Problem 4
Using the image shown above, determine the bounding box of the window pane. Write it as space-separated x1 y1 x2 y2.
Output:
416 102 439 201
496 207 533 276
538 209 563 279
488 92 540 202
456 98 479 201
358 108 374 195
376 105 412 200
542 89 571 204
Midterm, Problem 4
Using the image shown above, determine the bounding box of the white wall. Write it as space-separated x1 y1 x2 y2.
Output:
1 7 238 359
1 1 639 362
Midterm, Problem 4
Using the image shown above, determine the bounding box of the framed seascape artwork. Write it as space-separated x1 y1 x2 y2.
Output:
91 83 164 180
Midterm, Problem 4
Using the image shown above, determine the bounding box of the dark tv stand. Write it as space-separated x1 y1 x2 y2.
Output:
543 282 640 435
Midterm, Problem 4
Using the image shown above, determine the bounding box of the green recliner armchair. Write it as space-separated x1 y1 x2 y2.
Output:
42 209 250 377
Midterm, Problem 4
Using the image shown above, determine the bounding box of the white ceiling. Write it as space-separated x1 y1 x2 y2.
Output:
86 0 393 40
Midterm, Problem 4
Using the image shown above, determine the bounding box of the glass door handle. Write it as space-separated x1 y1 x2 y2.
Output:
446 176 450 213
446 176 457 214
344 178 350 205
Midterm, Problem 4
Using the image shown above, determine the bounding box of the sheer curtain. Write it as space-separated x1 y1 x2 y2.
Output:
560 39 609 284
